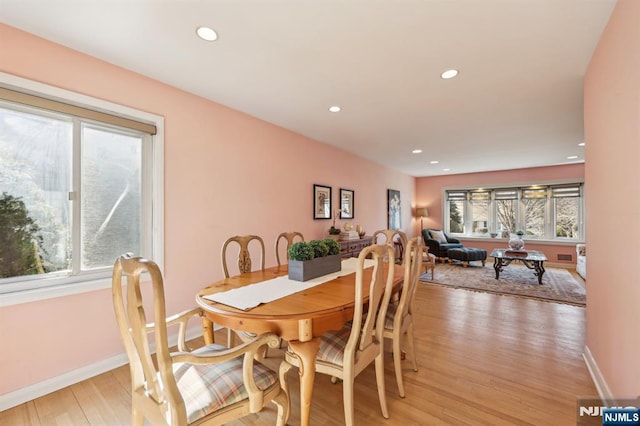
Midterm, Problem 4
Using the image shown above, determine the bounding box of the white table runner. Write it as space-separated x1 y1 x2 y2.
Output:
203 257 376 311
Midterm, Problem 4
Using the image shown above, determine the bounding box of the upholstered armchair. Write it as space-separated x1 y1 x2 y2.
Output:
421 228 463 261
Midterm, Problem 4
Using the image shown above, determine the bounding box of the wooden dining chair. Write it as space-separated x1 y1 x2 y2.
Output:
222 235 266 278
221 235 266 347
383 236 423 398
275 231 304 266
281 244 396 426
372 229 408 264
421 244 436 280
112 254 289 426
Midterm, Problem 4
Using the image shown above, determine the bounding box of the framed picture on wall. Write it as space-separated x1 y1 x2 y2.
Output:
314 184 332 219
339 188 354 219
387 189 401 230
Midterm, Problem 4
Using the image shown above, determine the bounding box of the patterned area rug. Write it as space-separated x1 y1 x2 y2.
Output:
420 262 586 306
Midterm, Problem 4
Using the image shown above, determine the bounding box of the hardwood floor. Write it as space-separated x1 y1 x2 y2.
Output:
1 278 596 425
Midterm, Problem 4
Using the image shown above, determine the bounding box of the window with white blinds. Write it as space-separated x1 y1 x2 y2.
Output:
444 183 583 241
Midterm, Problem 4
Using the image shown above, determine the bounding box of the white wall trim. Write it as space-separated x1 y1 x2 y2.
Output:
583 345 614 403
0 354 129 412
0 325 205 412
0 277 112 307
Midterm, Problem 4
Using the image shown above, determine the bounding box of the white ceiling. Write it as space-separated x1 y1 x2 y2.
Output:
1 0 616 177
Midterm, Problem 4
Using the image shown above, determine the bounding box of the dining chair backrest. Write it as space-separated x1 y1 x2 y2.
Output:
275 231 304 266
372 229 407 247
112 253 289 425
372 229 407 263
353 244 395 351
397 237 423 327
383 236 423 398
113 254 176 422
281 243 396 425
222 235 266 278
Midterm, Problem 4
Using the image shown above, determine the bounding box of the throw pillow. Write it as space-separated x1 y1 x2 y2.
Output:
429 230 448 243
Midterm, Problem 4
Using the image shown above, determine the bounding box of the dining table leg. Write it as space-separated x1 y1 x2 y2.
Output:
288 337 322 426
201 317 215 345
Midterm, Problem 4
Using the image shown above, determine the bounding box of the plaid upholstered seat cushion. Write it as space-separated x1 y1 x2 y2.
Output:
316 325 352 366
173 343 278 423
384 302 399 330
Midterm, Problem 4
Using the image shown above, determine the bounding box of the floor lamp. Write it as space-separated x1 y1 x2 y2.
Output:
416 207 429 230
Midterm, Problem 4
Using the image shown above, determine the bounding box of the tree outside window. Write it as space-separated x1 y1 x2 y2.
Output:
523 198 546 237
496 199 516 237
0 193 44 278
449 200 464 233
555 197 580 238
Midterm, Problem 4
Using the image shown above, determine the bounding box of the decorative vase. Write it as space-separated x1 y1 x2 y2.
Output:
508 235 525 250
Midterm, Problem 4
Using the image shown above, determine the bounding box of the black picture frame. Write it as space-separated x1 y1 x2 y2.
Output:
387 189 401 230
314 184 332 220
340 188 354 219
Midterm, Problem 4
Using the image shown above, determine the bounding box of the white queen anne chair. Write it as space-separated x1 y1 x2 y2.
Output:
112 253 289 425
281 243 396 426
383 236 423 397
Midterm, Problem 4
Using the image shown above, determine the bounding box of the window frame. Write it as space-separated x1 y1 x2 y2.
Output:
0 72 164 307
443 180 584 243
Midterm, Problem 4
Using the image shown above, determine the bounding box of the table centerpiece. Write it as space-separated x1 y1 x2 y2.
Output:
288 238 341 281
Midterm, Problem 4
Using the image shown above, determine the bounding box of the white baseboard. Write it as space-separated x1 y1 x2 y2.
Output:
0 325 205 412
583 345 614 403
0 353 129 412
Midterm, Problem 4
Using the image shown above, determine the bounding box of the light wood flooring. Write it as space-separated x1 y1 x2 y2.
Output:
1 272 595 425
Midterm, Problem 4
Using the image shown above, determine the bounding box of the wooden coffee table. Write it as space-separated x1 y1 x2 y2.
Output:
490 249 547 284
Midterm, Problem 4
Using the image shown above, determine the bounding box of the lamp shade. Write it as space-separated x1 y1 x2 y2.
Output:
416 207 429 218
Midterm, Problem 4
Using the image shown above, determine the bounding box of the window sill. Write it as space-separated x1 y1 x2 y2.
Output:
0 277 112 307
454 236 584 246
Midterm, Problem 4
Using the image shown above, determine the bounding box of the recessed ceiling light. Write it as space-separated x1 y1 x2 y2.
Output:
196 26 218 41
412 149 422 154
443 168 451 172
441 69 459 79
430 160 439 164
578 142 585 146
328 105 341 113
567 155 579 160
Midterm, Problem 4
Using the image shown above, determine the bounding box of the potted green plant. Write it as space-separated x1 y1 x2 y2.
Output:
288 238 341 281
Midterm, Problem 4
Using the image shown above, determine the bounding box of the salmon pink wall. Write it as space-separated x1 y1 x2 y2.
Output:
0 24 415 397
415 164 585 265
584 0 640 398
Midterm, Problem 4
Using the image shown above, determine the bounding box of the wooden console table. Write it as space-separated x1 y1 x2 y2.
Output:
338 236 372 258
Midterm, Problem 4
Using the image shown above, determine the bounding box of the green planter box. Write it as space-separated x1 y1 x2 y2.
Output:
288 254 341 282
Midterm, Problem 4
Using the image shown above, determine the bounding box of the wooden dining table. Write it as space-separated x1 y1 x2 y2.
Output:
196 261 404 426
